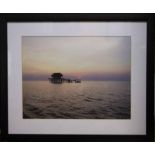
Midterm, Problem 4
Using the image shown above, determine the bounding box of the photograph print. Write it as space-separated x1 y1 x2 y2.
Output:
22 36 131 119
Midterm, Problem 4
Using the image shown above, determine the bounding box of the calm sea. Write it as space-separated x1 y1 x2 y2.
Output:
23 81 130 119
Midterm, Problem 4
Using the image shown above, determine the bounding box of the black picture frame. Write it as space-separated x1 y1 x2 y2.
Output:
0 13 154 142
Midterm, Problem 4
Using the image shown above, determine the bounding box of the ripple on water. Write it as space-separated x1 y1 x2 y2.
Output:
23 81 131 119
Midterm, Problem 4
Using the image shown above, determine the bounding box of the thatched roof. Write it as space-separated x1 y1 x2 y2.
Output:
51 73 63 78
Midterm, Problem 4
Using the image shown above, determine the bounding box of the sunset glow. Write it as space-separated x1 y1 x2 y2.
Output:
22 36 130 81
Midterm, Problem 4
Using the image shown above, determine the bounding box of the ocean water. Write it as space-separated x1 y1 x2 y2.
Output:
23 81 130 119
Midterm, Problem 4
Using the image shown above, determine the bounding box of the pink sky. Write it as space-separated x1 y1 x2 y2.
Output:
22 36 130 81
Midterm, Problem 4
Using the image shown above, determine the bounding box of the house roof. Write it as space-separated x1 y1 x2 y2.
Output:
51 73 63 77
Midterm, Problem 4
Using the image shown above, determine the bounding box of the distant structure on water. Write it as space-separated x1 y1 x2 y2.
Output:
50 73 63 83
48 73 81 84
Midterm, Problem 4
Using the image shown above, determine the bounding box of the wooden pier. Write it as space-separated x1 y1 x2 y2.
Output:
48 73 81 84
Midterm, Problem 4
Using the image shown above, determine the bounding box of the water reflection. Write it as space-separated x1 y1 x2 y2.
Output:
23 81 130 119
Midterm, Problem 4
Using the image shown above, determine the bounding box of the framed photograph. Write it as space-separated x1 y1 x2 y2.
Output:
0 14 154 142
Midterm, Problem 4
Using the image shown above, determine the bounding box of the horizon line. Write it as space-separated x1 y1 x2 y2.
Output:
23 79 130 82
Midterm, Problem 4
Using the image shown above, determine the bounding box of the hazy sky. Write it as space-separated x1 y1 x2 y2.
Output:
22 36 130 81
